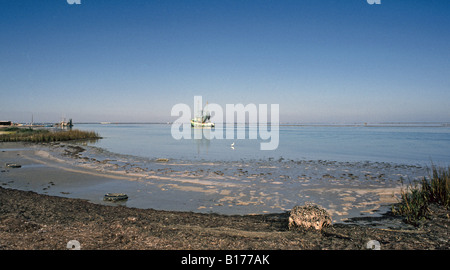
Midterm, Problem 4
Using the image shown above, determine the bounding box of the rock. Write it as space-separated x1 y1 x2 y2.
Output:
288 203 332 231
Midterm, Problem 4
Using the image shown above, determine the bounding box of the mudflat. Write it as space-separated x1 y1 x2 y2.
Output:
0 186 449 250
0 142 449 250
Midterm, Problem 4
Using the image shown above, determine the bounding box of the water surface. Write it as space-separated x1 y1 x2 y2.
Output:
76 123 450 165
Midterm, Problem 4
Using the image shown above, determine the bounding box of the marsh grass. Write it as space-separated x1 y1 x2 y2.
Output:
393 165 450 225
0 128 100 143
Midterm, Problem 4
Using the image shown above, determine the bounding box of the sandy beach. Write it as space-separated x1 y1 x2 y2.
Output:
1 142 449 250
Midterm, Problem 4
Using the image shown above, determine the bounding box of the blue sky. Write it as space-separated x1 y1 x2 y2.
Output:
1 0 450 123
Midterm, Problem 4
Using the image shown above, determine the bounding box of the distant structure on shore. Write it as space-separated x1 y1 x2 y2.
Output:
55 118 73 128
1 117 75 128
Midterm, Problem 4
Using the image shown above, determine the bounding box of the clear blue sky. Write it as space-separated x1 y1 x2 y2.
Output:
1 0 449 123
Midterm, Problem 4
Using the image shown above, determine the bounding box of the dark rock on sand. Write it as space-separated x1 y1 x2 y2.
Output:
289 204 332 231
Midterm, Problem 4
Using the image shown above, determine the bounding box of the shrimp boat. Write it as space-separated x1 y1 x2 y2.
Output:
191 102 215 128
55 118 73 128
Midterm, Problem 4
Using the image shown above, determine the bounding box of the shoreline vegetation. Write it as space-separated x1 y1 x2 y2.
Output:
0 127 101 143
393 165 450 225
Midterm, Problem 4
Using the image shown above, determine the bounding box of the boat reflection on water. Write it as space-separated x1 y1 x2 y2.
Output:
192 126 211 155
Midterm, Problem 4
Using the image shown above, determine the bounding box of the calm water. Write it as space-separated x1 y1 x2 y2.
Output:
4 123 447 220
76 124 450 165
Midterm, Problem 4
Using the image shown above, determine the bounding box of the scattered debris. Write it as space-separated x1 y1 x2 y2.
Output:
5 163 21 168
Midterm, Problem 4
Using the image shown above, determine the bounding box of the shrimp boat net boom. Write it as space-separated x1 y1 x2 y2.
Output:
191 101 215 128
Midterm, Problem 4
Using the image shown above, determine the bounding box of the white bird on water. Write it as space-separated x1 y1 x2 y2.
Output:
231 142 235 150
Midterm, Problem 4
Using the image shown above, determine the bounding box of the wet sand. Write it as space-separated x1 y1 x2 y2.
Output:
1 183 449 250
1 142 449 250
0 142 428 222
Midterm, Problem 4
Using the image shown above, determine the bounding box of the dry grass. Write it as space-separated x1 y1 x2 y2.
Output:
393 165 450 225
0 128 100 142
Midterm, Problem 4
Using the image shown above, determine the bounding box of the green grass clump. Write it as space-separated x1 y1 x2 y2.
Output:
0 128 100 143
392 165 450 225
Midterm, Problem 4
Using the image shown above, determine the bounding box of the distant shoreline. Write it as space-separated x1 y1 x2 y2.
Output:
77 122 450 127
4 121 450 127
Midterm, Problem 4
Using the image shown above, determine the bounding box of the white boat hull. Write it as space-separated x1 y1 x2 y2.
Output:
191 120 215 128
